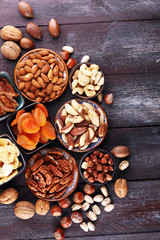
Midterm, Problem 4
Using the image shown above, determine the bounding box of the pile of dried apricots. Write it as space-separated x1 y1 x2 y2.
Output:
11 104 56 150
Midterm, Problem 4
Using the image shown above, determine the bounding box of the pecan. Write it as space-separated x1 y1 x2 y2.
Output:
58 160 70 172
45 154 59 166
60 172 71 184
33 152 42 162
32 167 40 176
39 165 48 175
46 173 52 185
28 184 38 192
49 182 60 193
25 168 31 179
56 183 68 192
28 178 38 188
31 158 44 171
46 192 55 198
46 164 52 171
51 165 63 177
36 191 46 198
54 187 67 198
37 186 47 193
47 150 64 157
46 177 59 191
36 173 46 188
60 173 73 185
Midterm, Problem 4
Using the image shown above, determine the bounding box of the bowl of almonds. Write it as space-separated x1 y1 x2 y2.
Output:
69 62 104 99
14 48 68 103
79 149 115 186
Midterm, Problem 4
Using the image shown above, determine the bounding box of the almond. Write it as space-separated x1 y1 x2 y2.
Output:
42 64 50 74
48 18 60 38
31 64 38 74
32 79 41 88
52 85 61 91
58 61 64 72
0 25 22 41
41 73 49 83
53 65 59 75
26 22 42 40
23 73 33 81
26 92 35 99
18 1 34 18
37 77 45 88
1 41 21 60
46 82 53 95
20 38 34 50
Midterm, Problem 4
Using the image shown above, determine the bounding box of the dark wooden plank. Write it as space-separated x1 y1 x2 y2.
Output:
1 21 160 76
1 0 160 27
2 125 160 188
0 180 160 239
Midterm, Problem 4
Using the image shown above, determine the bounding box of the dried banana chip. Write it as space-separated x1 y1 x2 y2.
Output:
6 170 18 181
0 163 13 178
12 156 19 170
4 145 16 163
0 147 9 164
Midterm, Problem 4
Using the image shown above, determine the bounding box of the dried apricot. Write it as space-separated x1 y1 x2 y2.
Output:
39 128 49 144
22 118 40 133
32 108 46 127
17 112 33 134
35 103 48 118
25 131 40 145
11 109 25 127
17 134 36 150
12 125 18 137
41 121 56 140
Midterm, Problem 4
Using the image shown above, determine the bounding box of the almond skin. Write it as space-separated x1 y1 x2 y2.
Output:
26 22 42 40
20 38 34 50
18 1 34 18
48 18 60 38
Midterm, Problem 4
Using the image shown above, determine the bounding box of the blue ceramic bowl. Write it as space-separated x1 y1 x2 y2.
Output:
0 71 24 122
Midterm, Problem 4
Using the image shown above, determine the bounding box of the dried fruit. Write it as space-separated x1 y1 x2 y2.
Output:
26 22 42 40
114 178 128 198
35 199 50 215
0 25 22 41
20 38 34 50
14 201 35 219
48 18 60 38
1 41 21 60
41 121 56 140
18 1 34 18
17 134 36 150
0 188 18 204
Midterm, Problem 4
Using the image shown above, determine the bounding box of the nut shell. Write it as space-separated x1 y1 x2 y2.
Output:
1 41 21 60
18 1 34 18
14 201 35 219
35 199 50 215
0 25 22 41
48 18 60 38
0 188 18 204
26 22 42 40
114 178 128 198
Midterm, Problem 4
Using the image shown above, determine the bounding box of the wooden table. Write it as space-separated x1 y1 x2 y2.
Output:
0 0 160 239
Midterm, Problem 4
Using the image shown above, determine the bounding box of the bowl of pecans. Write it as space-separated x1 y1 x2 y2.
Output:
79 149 115 186
14 48 68 103
25 147 79 201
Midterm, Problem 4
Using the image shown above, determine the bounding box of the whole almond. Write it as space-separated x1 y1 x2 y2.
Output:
26 22 42 40
23 73 33 81
41 73 49 83
20 38 34 50
114 178 128 198
1 41 21 60
46 82 53 95
24 65 31 73
34 69 41 78
26 92 35 99
48 18 60 38
0 25 22 41
26 59 34 67
42 64 50 74
32 64 38 74
18 1 34 18
19 82 25 90
119 160 129 171
50 92 56 99
53 85 61 91
25 81 32 90
36 97 43 102
32 79 41 88
39 50 49 56
111 146 130 158
48 68 53 80
58 61 64 72
53 65 59 75
37 77 45 88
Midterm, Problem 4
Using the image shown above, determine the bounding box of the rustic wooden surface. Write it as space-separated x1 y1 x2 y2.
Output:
0 0 160 239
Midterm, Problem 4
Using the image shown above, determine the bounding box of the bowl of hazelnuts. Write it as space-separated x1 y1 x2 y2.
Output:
79 149 115 186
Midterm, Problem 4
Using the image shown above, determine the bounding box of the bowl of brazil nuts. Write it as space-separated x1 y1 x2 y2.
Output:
79 149 115 186
69 62 104 99
14 48 68 103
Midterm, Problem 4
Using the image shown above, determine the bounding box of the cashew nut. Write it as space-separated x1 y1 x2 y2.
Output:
72 79 78 89
84 84 95 92
85 90 96 97
72 87 84 95
81 55 90 63
97 77 104 86
72 70 79 80
90 64 99 71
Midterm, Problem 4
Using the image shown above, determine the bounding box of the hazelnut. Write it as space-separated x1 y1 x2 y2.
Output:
85 156 90 162
104 93 114 105
93 150 100 156
83 171 90 179
92 156 98 162
51 205 62 216
58 197 71 209
104 153 110 159
90 153 94 158
88 176 95 183
105 173 113 181
98 173 104 183
71 211 83 223
60 50 69 61
54 228 65 240
84 183 95 195
93 170 98 178
101 157 107 164
88 161 94 168
108 166 114 172
66 58 77 70
108 158 113 165
99 152 104 158
60 216 72 228
87 167 93 173
103 166 109 172
73 192 84 204
96 164 103 171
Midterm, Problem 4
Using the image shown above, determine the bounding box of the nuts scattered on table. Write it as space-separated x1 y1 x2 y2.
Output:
104 204 115 212
20 38 35 50
48 18 60 38
18 1 34 18
60 216 72 228
92 204 101 215
51 205 62 216
66 58 77 70
83 183 95 195
54 228 65 240
58 197 71 208
35 199 50 215
71 203 82 211
80 221 89 232
101 197 111 206
87 211 97 221
111 146 130 158
60 50 70 61
26 22 42 39
14 201 35 219
114 178 128 198
71 63 104 97
97 92 103 103
104 93 114 105
81 202 90 211
1 41 21 60
73 192 84 204
81 55 90 63
71 211 83 223
0 25 22 41
0 188 18 204
87 221 95 231
84 194 94 204
101 185 108 197
119 160 129 171
93 194 104 202
62 46 74 54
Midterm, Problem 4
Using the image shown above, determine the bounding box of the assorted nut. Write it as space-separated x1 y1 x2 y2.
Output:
14 201 35 219
20 38 35 50
93 194 104 202
25 149 76 199
56 99 107 151
87 211 97 221
26 22 42 40
111 146 130 158
119 160 129 171
54 228 65 240
35 199 50 215
81 150 114 184
49 18 60 38
58 197 71 208
92 204 101 215
60 216 72 228
104 93 114 105
15 49 67 103
101 197 111 206
114 178 128 198
73 192 84 204
0 25 22 41
71 211 83 223
84 194 94 204
101 185 108 197
81 202 90 211
0 188 18 204
1 41 21 60
51 205 62 216
71 203 82 211
104 204 115 212
84 183 95 195
71 63 104 98
18 1 34 18
80 222 89 232
88 221 95 231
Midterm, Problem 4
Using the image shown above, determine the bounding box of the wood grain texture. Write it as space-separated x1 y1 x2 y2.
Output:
0 0 160 27
0 180 160 239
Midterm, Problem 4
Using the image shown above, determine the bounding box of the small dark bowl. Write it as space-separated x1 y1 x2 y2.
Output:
69 62 104 99
0 134 26 186
7 103 57 155
79 148 116 186
0 71 24 122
